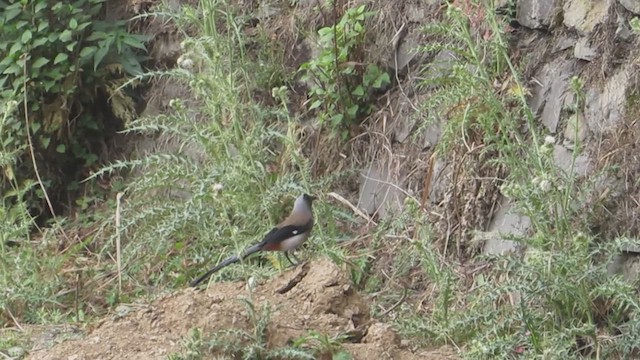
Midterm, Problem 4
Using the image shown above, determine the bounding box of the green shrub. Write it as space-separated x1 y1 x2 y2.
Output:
300 4 390 138
0 0 148 219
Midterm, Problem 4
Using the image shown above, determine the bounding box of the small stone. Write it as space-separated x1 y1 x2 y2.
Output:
608 253 640 282
620 0 640 15
7 346 25 358
615 16 634 41
529 58 575 134
623 244 640 253
544 135 556 145
553 36 577 52
393 103 416 143
406 3 426 23
552 144 591 177
516 0 556 29
483 198 530 255
392 31 420 72
574 37 598 61
115 304 133 318
422 50 457 89
564 112 588 144
421 118 444 149
584 67 630 135
246 276 258 290
358 160 406 218
495 0 511 10
426 157 451 204
363 323 400 348
563 0 612 35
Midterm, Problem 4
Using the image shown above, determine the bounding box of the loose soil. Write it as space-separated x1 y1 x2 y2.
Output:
25 259 458 359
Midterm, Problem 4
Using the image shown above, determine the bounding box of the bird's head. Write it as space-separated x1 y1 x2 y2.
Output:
295 193 317 211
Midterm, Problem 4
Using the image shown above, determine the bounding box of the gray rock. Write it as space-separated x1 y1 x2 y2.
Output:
552 144 591 177
620 0 640 14
358 161 406 218
421 117 444 149
393 111 416 143
422 49 458 88
563 0 612 35
392 30 421 73
115 304 134 318
517 0 556 29
574 37 599 61
584 67 630 135
406 3 427 23
529 58 576 133
400 50 455 148
622 244 640 253
483 197 530 255
392 93 429 144
553 36 577 53
7 346 25 358
427 157 451 204
607 253 640 282
616 15 634 41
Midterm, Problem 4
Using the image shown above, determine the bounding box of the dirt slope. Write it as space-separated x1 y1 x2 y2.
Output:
27 259 458 360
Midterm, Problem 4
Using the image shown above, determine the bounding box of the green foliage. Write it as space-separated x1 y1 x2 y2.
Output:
1 165 80 326
0 0 150 329
630 17 640 34
0 0 149 218
300 4 390 137
291 331 353 360
168 328 205 360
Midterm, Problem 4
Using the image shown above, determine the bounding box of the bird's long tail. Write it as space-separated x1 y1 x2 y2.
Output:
190 243 262 287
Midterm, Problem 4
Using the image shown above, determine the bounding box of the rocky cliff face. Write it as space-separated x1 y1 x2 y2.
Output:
350 0 640 275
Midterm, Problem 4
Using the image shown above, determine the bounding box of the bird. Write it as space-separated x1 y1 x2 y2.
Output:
190 193 317 287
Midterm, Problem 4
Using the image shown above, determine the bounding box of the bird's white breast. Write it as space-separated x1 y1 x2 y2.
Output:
279 233 308 251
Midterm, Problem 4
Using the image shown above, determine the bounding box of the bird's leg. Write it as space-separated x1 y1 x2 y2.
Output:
284 251 296 266
283 251 303 269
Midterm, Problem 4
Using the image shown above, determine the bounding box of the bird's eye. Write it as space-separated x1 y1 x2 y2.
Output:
292 230 299 235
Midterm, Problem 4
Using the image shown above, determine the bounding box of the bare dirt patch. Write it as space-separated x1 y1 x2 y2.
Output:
26 259 458 360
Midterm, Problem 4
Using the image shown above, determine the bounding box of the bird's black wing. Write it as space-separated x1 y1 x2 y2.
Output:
259 220 313 247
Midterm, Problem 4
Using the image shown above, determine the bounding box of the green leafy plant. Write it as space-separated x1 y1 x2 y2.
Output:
300 4 390 137
630 17 640 34
0 0 149 219
167 328 204 360
292 330 353 360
